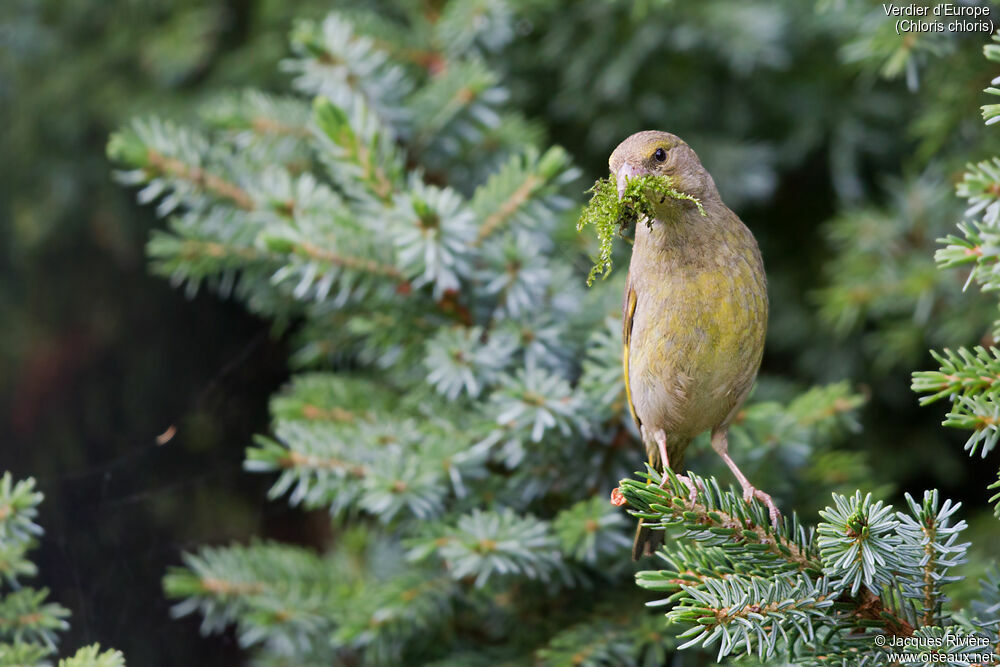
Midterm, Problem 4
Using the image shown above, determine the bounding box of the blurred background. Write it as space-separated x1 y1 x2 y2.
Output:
2 0 1000 663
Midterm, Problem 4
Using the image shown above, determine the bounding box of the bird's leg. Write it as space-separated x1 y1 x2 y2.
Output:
653 429 699 503
711 429 781 528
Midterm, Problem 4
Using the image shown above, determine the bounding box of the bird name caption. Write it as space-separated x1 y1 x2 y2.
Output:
883 3 993 34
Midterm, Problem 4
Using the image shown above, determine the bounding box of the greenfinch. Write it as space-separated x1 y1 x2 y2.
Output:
610 131 777 559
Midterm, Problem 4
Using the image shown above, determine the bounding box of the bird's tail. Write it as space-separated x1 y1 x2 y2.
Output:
632 438 686 560
632 519 664 560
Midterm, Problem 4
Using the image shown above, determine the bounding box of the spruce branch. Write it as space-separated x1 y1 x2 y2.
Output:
407 508 565 587
144 149 255 210
101 3 1000 665
896 491 968 628
668 572 835 662
0 474 43 552
312 96 401 203
957 158 1000 226
423 326 517 400
58 644 126 667
164 541 336 653
201 90 312 139
0 587 70 653
913 347 1000 405
246 417 470 522
619 471 821 575
0 643 50 665
913 347 1000 457
407 59 506 155
432 0 515 57
817 491 908 597
108 119 255 214
969 568 1000 637
990 470 1000 517
553 496 630 564
623 473 972 662
478 365 591 467
578 317 628 423
332 573 459 665
476 236 553 319
285 14 413 131
393 180 478 299
470 146 576 245
269 373 392 423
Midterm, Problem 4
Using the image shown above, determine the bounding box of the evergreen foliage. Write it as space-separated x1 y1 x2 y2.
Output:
0 473 125 665
624 474 992 664
104 2 1000 665
105 4 880 664
912 29 1000 547
621 26 1000 665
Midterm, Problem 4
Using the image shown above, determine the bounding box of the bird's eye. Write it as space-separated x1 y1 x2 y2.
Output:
653 147 667 162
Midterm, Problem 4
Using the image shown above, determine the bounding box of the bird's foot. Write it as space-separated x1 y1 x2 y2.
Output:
659 471 701 505
741 483 782 530
677 473 701 505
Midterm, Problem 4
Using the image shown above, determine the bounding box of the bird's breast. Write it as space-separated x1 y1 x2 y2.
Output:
625 212 767 437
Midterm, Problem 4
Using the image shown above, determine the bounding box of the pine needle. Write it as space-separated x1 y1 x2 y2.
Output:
576 173 704 286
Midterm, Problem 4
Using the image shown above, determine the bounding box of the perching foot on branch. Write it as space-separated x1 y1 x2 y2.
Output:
652 428 700 503
711 428 782 529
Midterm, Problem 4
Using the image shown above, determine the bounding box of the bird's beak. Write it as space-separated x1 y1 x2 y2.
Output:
615 162 641 200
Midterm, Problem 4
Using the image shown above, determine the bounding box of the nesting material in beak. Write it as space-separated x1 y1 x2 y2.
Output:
616 163 642 200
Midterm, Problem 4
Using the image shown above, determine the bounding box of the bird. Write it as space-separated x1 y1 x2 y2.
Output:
609 130 776 560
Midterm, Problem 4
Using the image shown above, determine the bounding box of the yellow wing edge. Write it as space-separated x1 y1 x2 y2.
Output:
623 284 640 430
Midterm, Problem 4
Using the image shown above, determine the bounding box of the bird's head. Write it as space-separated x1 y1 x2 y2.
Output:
608 131 717 213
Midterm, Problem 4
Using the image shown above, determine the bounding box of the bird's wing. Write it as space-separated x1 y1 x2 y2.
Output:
622 273 642 431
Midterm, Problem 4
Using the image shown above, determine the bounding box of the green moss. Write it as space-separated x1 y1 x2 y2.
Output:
576 173 704 285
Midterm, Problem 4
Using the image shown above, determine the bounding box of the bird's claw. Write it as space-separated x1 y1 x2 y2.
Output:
742 485 782 529
659 472 702 505
678 474 702 505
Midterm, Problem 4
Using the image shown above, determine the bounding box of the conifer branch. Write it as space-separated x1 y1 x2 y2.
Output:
475 174 542 243
312 97 398 202
622 471 985 661
176 239 264 263
619 471 821 575
144 149 255 210
990 470 1000 517
295 241 404 280
99 5 1000 665
278 450 371 479
470 147 576 245
0 473 119 659
58 644 126 667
